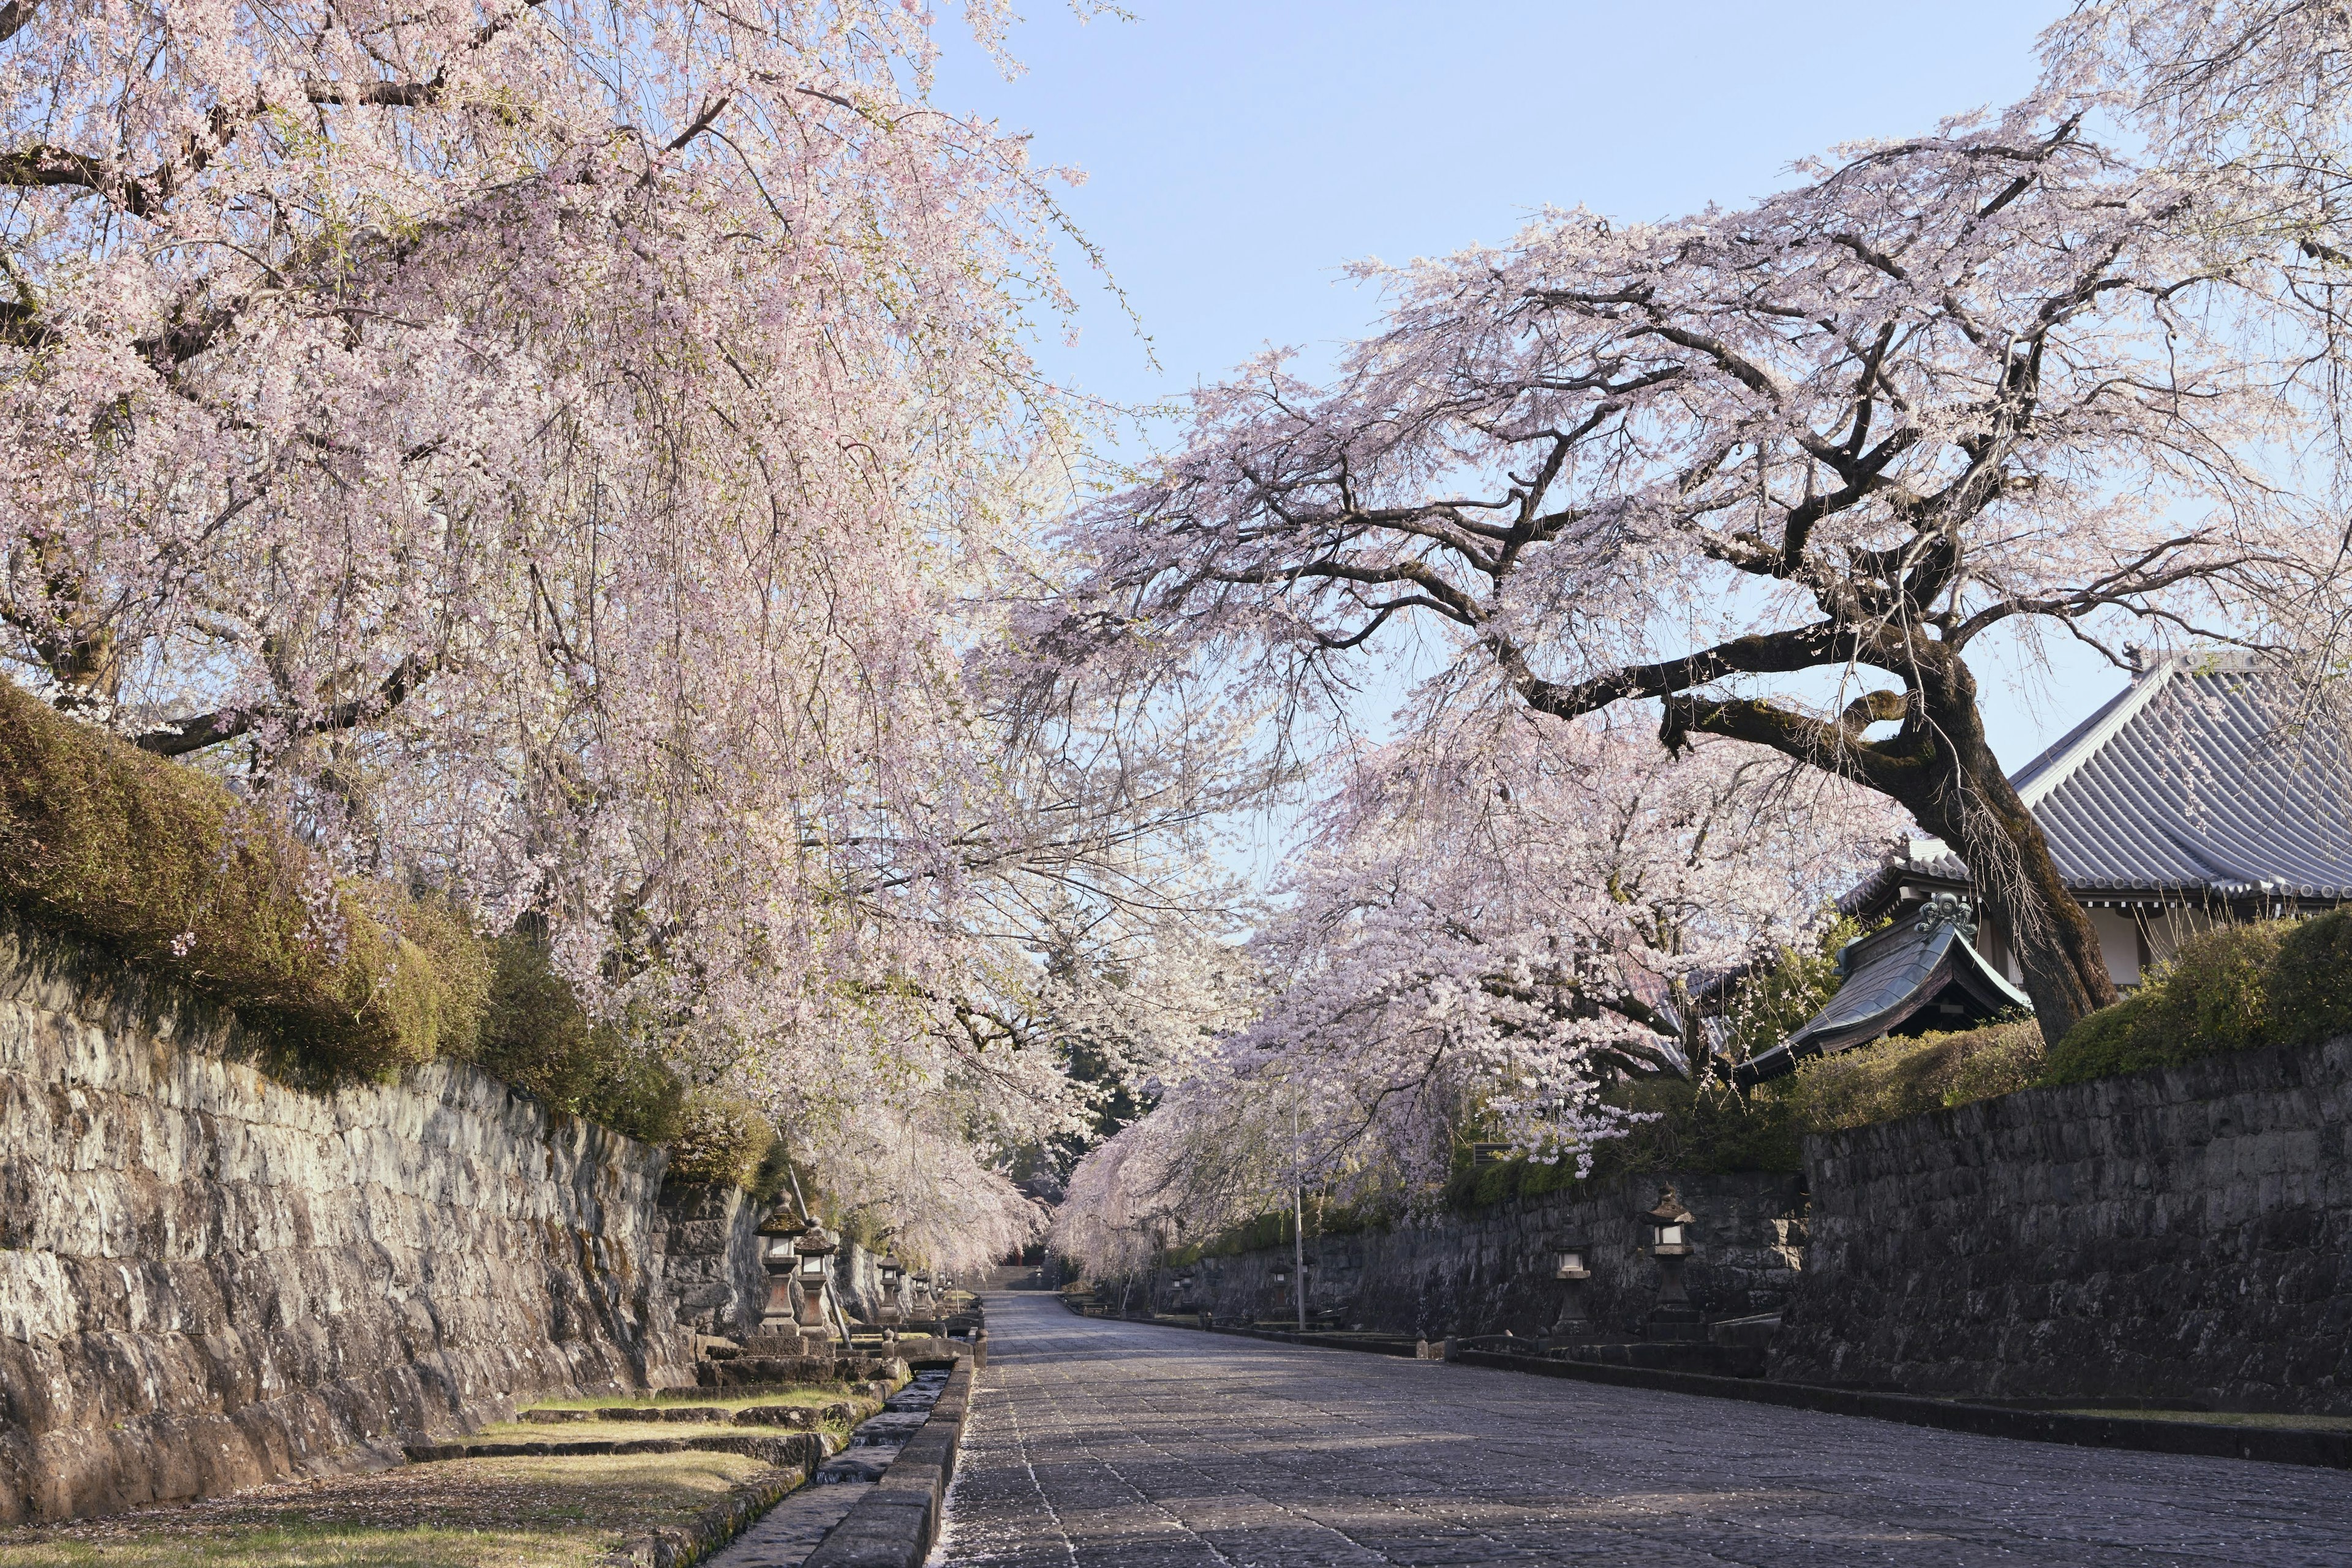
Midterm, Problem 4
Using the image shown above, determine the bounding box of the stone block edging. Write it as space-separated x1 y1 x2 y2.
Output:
601 1466 808 1568
801 1357 978 1568
1450 1349 2352 1470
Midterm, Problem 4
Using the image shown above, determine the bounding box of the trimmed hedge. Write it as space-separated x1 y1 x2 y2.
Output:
0 676 694 1147
666 1090 779 1187
470 925 688 1143
2043 912 2351 1086
1787 1017 2045 1132
1441 1019 2043 1210
0 676 478 1079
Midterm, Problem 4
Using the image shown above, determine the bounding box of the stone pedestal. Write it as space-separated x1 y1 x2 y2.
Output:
1644 1303 1709 1342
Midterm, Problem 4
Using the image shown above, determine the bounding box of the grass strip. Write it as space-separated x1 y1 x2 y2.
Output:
0 1450 775 1568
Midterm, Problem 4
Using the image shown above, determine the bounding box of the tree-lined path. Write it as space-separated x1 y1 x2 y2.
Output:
942 1292 2352 1566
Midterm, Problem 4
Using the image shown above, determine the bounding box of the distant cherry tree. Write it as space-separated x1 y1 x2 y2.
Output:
1049 715 1892 1266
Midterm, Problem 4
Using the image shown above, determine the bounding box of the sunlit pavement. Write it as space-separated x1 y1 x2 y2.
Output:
938 1290 2352 1566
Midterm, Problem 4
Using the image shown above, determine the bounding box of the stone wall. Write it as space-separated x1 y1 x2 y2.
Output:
658 1183 767 1336
1127 1171 1807 1339
1772 1033 2352 1414
0 917 693 1524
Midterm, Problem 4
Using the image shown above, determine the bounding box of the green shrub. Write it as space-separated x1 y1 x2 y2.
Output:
0 674 481 1080
472 926 687 1144
2040 988 2164 1086
0 676 689 1149
2271 909 2352 1049
666 1091 778 1187
1782 1018 2044 1132
2043 921 2290 1086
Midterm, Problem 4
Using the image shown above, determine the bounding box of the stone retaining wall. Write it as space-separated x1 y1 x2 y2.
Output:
0 917 693 1523
1772 1033 2352 1413
659 1183 767 1336
1128 1170 1807 1338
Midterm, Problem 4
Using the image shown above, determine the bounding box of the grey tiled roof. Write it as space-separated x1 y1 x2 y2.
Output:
1869 655 2352 902
1735 914 2029 1085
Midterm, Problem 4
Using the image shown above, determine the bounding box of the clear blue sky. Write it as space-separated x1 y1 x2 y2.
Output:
937 0 2124 780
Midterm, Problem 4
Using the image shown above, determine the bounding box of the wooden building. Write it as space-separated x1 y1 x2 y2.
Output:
1737 651 2352 1085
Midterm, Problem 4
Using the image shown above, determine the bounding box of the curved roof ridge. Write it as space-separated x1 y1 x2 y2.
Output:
2013 658 2178 809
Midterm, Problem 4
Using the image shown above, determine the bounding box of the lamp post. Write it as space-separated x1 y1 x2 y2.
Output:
753 1202 807 1338
877 1255 906 1327
793 1222 843 1344
1545 1235 1593 1348
1638 1186 1705 1343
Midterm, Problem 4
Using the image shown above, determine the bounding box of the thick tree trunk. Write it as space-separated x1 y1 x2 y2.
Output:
1653 642 2121 1047
1906 662 2120 1047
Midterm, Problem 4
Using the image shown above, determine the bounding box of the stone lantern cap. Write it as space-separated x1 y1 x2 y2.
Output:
794 1223 840 1256
1640 1186 1694 1228
754 1202 808 1237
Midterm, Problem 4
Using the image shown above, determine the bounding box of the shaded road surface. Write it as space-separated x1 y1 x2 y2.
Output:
939 1292 2352 1566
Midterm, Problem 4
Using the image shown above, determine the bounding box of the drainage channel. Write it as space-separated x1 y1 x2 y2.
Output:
702 1367 954 1567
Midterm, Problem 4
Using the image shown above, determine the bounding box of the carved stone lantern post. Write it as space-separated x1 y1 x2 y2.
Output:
877 1255 907 1326
1639 1186 1705 1342
793 1223 844 1343
908 1268 937 1321
754 1203 807 1336
1545 1234 1594 1346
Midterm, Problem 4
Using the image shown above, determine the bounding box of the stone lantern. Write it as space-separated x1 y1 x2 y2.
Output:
908 1268 937 1320
793 1222 844 1343
753 1202 807 1335
1545 1234 1594 1346
877 1254 907 1326
1639 1185 1705 1342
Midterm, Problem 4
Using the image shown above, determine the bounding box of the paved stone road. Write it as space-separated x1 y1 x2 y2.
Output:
940 1292 2352 1566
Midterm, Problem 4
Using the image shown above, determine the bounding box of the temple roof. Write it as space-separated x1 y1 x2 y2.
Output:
1853 653 2352 909
1735 900 2030 1085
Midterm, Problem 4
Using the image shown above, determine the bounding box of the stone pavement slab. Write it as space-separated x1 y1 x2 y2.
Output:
938 1292 2352 1566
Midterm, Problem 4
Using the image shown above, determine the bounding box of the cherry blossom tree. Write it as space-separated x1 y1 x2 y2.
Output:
0 0 1259 1243
1047 83 2348 1045
1050 714 1894 1273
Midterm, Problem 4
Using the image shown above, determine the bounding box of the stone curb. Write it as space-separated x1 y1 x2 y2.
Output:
800 1356 978 1568
520 1403 853 1430
1446 1349 2352 1471
599 1466 809 1568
